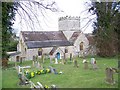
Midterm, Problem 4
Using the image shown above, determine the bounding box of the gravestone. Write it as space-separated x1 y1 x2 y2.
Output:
82 59 88 69
41 54 45 63
74 59 79 68
29 81 38 89
105 67 115 85
70 53 72 62
37 82 44 88
84 62 88 69
49 66 58 74
18 73 25 85
17 66 30 86
91 58 98 69
33 56 36 67
18 74 29 85
49 66 54 73
51 84 57 90
50 56 53 64
55 58 58 64
64 53 67 64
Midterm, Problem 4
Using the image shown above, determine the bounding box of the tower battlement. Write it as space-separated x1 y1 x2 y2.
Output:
58 16 81 31
59 16 80 21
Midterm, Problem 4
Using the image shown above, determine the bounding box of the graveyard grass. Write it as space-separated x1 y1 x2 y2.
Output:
2 56 118 88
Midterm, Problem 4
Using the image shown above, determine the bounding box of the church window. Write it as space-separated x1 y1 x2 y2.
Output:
80 42 83 51
38 48 42 56
65 47 68 53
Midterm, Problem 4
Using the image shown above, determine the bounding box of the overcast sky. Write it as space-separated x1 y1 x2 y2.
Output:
13 0 96 36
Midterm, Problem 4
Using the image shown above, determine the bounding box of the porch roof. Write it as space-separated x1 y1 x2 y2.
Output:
7 51 21 56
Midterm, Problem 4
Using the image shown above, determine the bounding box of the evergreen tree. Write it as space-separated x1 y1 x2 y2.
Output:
2 2 17 67
89 1 120 57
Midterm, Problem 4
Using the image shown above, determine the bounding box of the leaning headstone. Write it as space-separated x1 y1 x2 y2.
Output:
105 67 115 85
49 66 55 73
74 59 79 68
29 81 38 89
37 82 44 88
18 73 24 85
49 66 58 74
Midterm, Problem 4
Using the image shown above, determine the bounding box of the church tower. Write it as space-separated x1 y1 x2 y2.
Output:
58 16 81 40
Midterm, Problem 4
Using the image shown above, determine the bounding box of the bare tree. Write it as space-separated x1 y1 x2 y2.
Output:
13 0 61 31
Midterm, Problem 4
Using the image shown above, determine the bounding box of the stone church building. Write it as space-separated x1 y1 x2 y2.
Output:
9 16 95 62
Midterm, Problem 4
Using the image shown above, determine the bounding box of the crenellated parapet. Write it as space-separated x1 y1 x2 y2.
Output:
58 15 81 32
59 16 80 21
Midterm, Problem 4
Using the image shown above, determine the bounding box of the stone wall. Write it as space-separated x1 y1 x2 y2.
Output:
62 31 75 40
59 16 80 31
73 33 89 57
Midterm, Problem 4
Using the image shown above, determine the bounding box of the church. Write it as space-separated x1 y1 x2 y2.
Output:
8 16 95 62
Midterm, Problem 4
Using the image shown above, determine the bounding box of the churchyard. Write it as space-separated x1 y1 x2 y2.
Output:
2 56 118 88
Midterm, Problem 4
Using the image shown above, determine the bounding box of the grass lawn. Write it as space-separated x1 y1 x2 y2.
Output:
2 56 118 88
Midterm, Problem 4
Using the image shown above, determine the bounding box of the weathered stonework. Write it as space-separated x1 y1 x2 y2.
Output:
9 16 95 62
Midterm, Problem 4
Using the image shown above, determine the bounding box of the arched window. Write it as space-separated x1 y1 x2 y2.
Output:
16 56 20 62
65 47 68 53
38 48 42 56
25 48 26 52
80 42 83 51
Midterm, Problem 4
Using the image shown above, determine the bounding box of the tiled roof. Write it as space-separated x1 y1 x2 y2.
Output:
85 34 94 45
21 31 73 48
21 31 68 41
26 40 72 49
49 47 58 55
69 31 81 43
